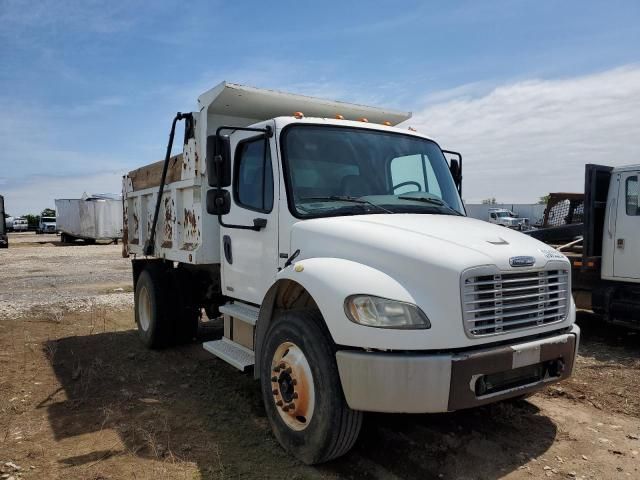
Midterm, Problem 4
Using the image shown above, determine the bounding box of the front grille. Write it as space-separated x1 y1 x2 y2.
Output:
462 269 570 337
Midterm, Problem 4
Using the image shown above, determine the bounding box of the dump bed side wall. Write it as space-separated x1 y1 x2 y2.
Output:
123 112 220 265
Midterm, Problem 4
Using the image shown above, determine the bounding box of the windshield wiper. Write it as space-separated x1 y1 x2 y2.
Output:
397 195 464 216
300 196 393 214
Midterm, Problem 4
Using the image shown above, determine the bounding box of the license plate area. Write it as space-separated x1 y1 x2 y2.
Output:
475 359 563 396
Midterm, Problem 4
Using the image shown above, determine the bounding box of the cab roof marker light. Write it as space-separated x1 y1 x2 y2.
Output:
383 121 392 126
408 126 417 131
293 111 304 119
358 117 369 123
335 114 344 120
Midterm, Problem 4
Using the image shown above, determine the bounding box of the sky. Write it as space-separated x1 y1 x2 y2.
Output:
1 0 639 215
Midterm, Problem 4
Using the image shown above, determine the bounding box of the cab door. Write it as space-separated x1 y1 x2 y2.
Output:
612 171 640 280
220 123 280 304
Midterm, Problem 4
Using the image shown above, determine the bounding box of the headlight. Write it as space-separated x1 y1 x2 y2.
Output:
344 295 431 329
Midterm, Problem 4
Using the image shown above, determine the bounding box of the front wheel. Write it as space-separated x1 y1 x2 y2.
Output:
260 310 362 464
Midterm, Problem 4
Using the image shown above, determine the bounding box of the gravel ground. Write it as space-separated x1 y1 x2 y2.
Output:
1 232 639 479
0 233 133 318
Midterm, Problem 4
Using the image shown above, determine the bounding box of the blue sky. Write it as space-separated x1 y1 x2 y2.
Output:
1 0 639 214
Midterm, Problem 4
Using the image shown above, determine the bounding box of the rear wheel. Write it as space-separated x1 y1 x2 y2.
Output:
260 310 362 464
135 268 172 348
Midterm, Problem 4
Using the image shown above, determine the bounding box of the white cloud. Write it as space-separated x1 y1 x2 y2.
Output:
409 66 640 203
3 171 123 216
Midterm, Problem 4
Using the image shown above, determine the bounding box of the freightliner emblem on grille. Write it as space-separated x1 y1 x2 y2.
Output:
509 256 536 267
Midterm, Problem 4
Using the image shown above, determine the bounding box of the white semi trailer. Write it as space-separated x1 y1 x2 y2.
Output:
124 82 579 464
56 194 123 244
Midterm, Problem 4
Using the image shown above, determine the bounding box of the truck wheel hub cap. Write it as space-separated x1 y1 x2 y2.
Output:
271 341 315 431
138 286 151 332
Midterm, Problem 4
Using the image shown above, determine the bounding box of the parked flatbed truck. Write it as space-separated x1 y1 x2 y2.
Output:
529 164 640 326
124 82 579 464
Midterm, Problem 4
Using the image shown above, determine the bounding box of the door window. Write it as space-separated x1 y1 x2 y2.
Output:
626 176 639 216
234 138 274 212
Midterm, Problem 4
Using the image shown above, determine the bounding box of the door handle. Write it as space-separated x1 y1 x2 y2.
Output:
607 198 617 237
223 235 233 264
253 218 267 230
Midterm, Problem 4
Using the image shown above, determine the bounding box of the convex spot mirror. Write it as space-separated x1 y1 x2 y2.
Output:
206 135 231 187
206 189 231 215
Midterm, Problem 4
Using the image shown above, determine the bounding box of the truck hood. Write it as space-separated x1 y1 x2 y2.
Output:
291 213 565 272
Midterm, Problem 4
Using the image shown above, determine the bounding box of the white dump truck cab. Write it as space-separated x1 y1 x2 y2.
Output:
124 82 579 464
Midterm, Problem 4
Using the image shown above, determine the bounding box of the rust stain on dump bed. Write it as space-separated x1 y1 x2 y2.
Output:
184 208 198 236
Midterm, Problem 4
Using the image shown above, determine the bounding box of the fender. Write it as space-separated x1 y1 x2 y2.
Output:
254 257 417 377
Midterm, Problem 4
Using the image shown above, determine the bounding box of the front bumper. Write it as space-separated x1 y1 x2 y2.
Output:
336 324 579 413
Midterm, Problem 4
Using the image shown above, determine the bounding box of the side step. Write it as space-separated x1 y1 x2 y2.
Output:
203 338 255 372
219 302 259 325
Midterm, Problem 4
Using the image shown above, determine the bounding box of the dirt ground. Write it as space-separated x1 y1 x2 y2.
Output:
1 232 639 479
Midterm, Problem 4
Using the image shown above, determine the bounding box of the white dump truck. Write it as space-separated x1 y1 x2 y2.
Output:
124 82 579 464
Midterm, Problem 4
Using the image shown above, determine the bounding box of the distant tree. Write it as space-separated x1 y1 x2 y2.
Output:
481 197 497 205
538 195 550 205
24 214 40 228
41 208 56 217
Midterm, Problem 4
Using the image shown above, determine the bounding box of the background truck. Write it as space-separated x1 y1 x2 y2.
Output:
0 195 7 248
56 193 123 244
529 164 640 326
124 82 579 464
487 207 530 230
37 216 57 234
12 218 28 232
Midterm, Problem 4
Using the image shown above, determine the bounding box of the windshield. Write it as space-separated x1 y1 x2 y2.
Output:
282 125 464 218
41 217 56 222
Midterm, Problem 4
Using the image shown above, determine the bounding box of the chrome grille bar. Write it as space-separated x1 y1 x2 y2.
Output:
462 268 570 337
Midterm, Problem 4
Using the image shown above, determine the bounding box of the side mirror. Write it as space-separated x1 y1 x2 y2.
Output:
206 189 231 215
206 135 232 187
449 159 460 182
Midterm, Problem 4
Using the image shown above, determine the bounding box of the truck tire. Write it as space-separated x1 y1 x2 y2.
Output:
135 268 172 348
260 310 362 465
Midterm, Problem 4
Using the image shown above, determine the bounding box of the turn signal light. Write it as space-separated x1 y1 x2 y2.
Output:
293 111 304 119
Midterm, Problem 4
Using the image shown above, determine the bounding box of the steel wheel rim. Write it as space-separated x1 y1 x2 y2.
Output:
138 286 151 332
270 341 315 431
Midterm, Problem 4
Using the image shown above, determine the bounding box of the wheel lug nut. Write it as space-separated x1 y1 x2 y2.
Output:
271 376 277 382
282 405 289 412
276 400 283 407
285 367 292 374
288 403 295 410
272 389 278 395
292 392 298 399
279 363 286 370
291 379 297 386
273 367 280 373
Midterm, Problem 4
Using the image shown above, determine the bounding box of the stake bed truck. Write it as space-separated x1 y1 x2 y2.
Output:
124 82 579 464
529 164 640 326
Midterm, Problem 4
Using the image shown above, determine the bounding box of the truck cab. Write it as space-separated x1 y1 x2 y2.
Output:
37 216 57 234
488 207 529 230
124 82 579 464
